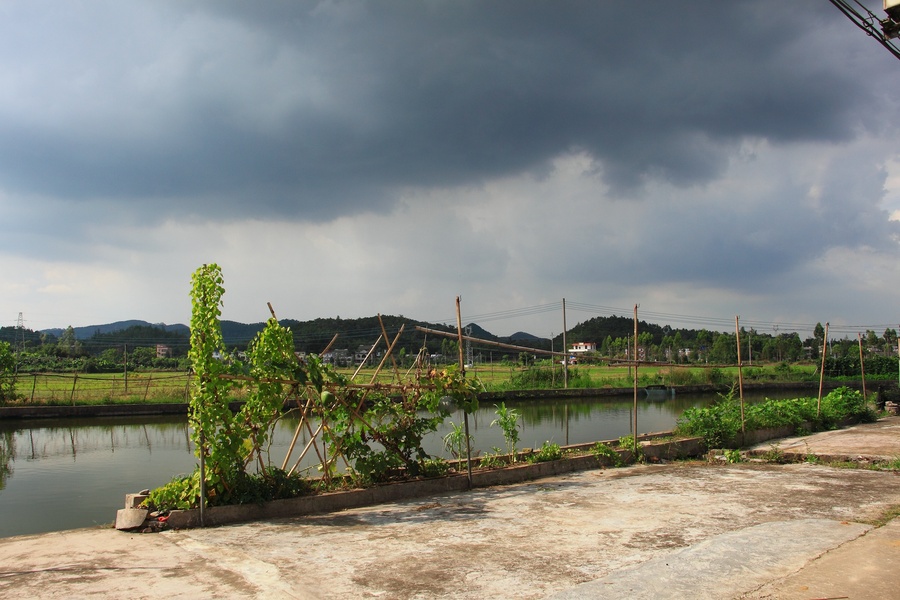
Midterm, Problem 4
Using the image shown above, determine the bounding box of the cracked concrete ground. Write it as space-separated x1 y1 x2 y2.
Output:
2 418 900 599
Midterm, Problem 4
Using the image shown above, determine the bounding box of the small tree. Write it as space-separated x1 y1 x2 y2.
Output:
491 402 521 461
0 342 18 402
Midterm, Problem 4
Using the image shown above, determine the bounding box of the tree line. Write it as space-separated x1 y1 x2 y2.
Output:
1 315 897 375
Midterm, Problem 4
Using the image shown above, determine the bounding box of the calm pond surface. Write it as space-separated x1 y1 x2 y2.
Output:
0 391 787 538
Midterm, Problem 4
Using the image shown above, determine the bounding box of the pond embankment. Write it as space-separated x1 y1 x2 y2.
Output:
5 419 900 600
0 380 879 420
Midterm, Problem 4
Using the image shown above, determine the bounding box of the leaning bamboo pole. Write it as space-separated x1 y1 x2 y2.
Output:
858 332 867 403
415 326 567 357
817 322 829 418
369 326 404 385
282 394 315 470
378 314 402 384
456 296 473 488
351 334 383 381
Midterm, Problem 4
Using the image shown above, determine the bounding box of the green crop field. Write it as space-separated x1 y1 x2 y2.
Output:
3 361 824 407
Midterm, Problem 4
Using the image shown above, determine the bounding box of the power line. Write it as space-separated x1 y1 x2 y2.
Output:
827 0 900 61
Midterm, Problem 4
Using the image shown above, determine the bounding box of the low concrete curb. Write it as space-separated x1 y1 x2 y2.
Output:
164 437 702 530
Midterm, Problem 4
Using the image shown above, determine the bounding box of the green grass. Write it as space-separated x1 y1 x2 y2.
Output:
1 361 841 407
9 371 192 405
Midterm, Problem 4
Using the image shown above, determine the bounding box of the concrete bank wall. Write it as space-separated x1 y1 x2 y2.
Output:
0 402 189 420
458 381 869 402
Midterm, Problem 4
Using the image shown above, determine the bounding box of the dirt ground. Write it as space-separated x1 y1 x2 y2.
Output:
3 419 900 599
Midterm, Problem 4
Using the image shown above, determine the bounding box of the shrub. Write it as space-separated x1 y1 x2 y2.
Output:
675 390 742 449
491 402 521 460
592 442 623 467
144 468 312 512
527 441 563 463
676 386 875 449
479 448 508 469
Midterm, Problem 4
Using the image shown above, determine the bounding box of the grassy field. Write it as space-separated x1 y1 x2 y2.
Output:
4 361 824 406
11 371 193 405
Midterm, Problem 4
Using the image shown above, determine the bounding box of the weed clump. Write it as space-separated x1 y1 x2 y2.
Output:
591 442 624 467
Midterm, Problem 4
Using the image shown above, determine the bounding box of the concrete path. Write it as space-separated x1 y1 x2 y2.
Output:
549 519 874 599
2 418 900 599
748 415 900 462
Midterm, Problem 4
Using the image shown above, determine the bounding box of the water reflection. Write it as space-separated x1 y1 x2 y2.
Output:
0 430 14 491
0 390 785 538
0 416 197 538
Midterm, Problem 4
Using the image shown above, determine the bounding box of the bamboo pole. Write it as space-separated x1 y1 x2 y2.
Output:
632 304 638 451
288 422 323 476
199 430 206 527
456 296 473 488
405 345 428 379
369 326 405 385
320 333 340 356
858 332 867 403
351 334 382 381
377 314 402 383
817 322 829 418
281 394 315 470
415 326 566 357
735 316 745 435
562 298 568 389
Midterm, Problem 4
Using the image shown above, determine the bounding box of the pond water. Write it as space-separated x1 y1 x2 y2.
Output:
0 391 785 538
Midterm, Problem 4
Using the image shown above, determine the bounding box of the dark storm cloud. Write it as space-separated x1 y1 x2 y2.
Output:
0 1 891 221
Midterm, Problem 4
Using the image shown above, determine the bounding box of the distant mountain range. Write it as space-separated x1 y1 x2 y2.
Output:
36 317 552 353
42 320 190 339
31 313 730 353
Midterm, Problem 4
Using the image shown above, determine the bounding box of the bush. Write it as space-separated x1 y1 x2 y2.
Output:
527 441 563 463
676 386 874 449
592 442 623 467
675 390 742 448
144 468 313 511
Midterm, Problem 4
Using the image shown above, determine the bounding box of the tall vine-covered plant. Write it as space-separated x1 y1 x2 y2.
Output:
147 263 479 509
188 263 244 499
242 317 306 473
149 264 314 509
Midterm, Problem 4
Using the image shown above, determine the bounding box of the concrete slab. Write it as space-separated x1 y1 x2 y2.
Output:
749 416 900 461
741 518 900 600
547 519 871 599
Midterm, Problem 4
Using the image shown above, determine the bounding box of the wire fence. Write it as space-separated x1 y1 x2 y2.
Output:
13 372 193 405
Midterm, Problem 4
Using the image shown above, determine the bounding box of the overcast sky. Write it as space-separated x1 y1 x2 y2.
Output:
1 1 899 340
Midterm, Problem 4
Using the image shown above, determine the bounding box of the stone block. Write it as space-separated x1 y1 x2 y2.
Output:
115 508 148 531
125 493 149 509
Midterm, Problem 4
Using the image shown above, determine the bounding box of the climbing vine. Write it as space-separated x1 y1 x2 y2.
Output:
146 264 479 511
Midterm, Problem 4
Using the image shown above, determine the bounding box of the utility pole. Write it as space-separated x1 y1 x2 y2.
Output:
14 312 25 375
